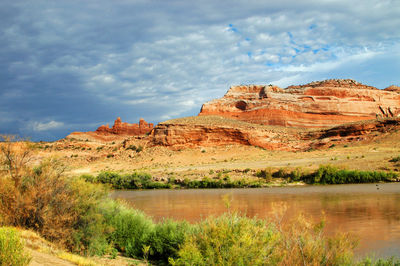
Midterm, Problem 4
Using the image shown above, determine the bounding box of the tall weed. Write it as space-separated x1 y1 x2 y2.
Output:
0 227 31 266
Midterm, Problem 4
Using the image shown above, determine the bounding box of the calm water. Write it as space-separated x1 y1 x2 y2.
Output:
112 183 400 258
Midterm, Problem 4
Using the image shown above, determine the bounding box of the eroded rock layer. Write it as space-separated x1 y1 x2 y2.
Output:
151 116 312 151
199 79 400 128
67 117 154 142
96 117 153 135
151 115 400 151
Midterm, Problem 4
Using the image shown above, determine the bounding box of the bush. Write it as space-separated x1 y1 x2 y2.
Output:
277 214 357 265
95 171 157 189
307 165 397 184
146 219 190 261
170 213 281 265
255 168 273 182
0 137 113 255
289 167 305 181
389 156 400 163
68 179 112 255
102 201 154 258
358 256 400 265
0 227 31 266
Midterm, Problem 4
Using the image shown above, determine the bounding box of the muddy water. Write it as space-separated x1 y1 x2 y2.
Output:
112 183 400 258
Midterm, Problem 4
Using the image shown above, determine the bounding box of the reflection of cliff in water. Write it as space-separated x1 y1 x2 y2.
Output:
113 183 400 258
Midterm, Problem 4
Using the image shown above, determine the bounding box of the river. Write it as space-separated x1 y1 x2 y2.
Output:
112 183 400 258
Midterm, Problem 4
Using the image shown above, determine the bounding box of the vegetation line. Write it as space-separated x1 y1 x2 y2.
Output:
82 165 398 190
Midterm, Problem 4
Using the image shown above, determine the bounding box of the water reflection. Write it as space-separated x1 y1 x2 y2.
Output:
112 183 400 258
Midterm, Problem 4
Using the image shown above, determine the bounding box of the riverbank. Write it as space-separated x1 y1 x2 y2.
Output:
81 165 398 190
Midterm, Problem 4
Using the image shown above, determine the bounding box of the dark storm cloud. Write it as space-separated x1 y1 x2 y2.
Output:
0 0 399 140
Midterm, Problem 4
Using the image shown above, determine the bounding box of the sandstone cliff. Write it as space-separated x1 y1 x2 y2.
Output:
151 115 312 151
150 115 400 151
199 79 400 128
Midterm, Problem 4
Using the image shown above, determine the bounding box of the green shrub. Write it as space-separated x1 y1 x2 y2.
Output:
80 174 96 183
136 146 143 153
95 171 156 189
0 227 31 266
126 145 137 151
390 156 400 163
289 167 306 182
68 179 112 255
146 219 190 261
358 256 400 265
307 165 397 184
170 213 281 265
103 201 154 258
273 168 288 178
255 168 273 182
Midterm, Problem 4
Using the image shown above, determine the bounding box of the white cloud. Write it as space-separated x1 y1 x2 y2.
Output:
1 0 400 140
31 121 64 132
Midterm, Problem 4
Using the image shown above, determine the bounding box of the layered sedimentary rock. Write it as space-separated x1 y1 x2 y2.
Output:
151 115 310 151
200 79 400 128
67 117 154 142
151 115 400 151
96 117 153 135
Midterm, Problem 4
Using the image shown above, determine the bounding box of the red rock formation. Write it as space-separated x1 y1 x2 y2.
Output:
199 79 400 128
151 116 309 151
67 118 154 142
151 115 400 151
96 117 153 135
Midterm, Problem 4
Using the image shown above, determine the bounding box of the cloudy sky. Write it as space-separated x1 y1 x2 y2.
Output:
1 0 400 141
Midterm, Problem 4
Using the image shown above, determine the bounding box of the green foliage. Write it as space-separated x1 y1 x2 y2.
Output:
170 213 281 265
94 171 170 189
358 256 400 266
306 165 397 184
255 168 273 182
102 201 154 258
86 172 262 190
389 155 400 163
126 145 137 151
147 219 190 261
0 227 31 266
68 179 112 255
273 168 289 178
289 167 305 181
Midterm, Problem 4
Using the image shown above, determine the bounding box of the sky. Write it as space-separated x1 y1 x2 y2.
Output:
1 0 400 141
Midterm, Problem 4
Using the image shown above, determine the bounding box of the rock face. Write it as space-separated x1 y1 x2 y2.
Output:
200 79 400 128
151 116 311 151
96 117 153 135
67 117 154 142
151 115 400 151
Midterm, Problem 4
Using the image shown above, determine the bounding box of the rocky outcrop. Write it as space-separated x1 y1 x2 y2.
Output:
151 116 311 151
96 117 153 135
200 79 400 128
151 116 400 151
67 117 154 142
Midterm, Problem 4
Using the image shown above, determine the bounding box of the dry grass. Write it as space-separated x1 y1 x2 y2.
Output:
18 228 145 266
